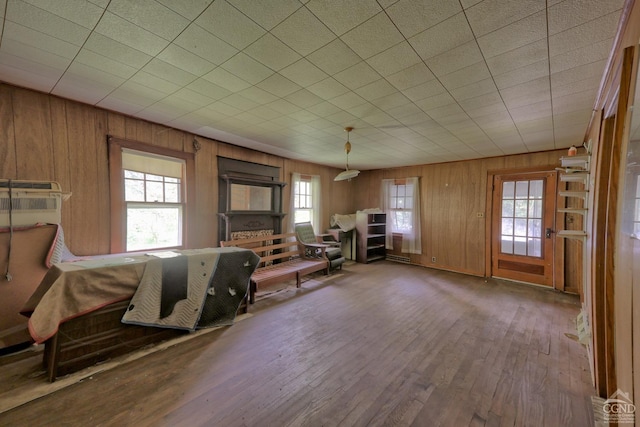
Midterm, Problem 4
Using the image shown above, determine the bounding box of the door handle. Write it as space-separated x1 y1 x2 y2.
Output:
545 228 555 238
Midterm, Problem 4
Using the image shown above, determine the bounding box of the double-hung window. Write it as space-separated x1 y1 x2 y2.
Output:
381 177 422 254
291 173 320 230
109 138 194 253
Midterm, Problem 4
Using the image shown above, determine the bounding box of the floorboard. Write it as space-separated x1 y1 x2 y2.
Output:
0 261 596 426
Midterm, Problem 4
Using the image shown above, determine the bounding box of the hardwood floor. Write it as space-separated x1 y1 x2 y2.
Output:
0 261 595 426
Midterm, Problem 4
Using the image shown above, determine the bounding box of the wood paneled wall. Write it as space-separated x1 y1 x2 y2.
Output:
0 83 351 255
0 82 577 286
353 151 567 279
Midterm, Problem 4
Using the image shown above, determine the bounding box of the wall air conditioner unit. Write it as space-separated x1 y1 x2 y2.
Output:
0 180 66 227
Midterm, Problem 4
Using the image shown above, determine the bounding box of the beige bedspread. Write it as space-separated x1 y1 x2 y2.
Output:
21 256 147 344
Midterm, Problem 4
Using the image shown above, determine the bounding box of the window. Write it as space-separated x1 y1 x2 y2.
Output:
290 173 320 231
388 181 414 233
109 138 194 253
381 177 422 254
500 179 543 257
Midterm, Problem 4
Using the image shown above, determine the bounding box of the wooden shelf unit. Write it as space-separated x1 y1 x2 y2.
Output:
356 212 387 263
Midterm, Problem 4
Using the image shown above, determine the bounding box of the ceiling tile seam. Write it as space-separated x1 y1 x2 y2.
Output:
452 2 531 155
544 0 557 150
93 2 222 113
48 1 112 96
464 2 546 45
367 6 470 153
0 0 7 49
547 8 624 38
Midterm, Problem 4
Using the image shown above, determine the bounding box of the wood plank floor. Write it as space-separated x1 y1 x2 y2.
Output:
0 261 596 426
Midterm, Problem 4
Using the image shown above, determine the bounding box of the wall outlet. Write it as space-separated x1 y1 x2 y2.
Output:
476 212 484 218
431 256 436 262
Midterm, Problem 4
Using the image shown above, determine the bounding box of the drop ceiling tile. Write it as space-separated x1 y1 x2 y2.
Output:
328 92 367 110
465 0 545 37
203 101 243 117
342 12 404 59
370 91 411 110
387 63 435 91
97 95 147 116
244 33 301 71
553 91 596 114
2 21 80 59
95 11 168 55
414 92 456 112
486 39 548 76
0 0 5 17
409 12 474 61
548 0 623 36
280 59 329 87
271 7 335 56
307 77 350 99
493 59 549 90
158 44 216 76
450 78 497 101
386 0 461 39
156 0 213 20
477 10 547 59
174 24 238 66
129 71 181 95
220 53 274 85
325 110 359 126
459 91 504 113
202 67 252 92
220 93 261 111
75 48 137 79
237 86 279 105
500 78 551 110
508 100 552 121
229 0 301 30
0 51 65 92
142 58 198 87
334 61 381 90
355 79 399 101
107 0 190 40
306 101 342 118
196 0 266 49
305 0 381 36
387 103 424 120
185 78 233 100
257 73 302 97
366 42 422 77
550 38 612 74
235 111 267 125
0 37 73 72
306 39 361 75
267 99 301 115
552 60 606 88
172 87 217 108
53 71 119 105
7 0 91 46
249 105 283 121
439 61 491 91
288 110 321 124
22 0 105 28
549 12 620 57
284 88 324 108
401 79 447 102
84 32 152 69
426 41 483 76
109 80 168 106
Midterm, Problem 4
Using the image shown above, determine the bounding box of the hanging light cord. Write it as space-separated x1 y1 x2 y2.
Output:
4 179 13 281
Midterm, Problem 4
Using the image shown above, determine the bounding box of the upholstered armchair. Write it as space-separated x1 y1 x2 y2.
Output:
295 222 345 271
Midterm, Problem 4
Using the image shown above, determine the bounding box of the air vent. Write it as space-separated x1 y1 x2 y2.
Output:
0 180 64 227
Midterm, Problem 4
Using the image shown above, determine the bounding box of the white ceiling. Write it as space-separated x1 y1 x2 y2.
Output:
0 0 625 170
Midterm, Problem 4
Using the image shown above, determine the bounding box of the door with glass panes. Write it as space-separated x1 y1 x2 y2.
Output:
491 171 557 286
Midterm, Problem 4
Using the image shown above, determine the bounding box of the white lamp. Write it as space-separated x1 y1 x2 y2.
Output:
334 127 360 181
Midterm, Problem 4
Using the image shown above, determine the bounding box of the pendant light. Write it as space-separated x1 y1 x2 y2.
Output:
334 127 360 181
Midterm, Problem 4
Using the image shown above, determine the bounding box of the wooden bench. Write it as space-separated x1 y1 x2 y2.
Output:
221 232 329 304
